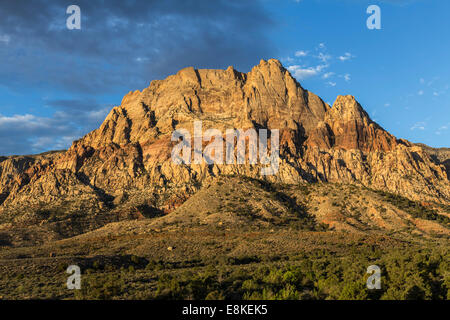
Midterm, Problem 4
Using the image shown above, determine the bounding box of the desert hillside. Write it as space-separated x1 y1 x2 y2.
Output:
0 59 449 300
0 59 449 243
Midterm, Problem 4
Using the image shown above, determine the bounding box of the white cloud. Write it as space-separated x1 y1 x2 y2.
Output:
295 50 308 57
416 78 448 98
317 52 331 63
436 124 449 135
135 57 149 62
410 122 426 131
281 56 295 64
53 136 81 149
384 103 390 107
31 136 57 150
426 77 439 87
284 43 355 85
338 52 354 61
0 34 10 44
287 64 328 80
0 114 47 129
0 107 110 155
87 108 110 121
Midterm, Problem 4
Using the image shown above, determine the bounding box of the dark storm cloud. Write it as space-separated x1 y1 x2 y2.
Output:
0 0 276 94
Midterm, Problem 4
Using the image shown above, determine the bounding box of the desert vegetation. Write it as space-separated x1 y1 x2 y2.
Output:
0 245 448 300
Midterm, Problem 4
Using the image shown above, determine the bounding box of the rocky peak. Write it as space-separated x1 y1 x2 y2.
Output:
0 58 449 221
328 95 371 123
304 95 397 153
70 58 332 153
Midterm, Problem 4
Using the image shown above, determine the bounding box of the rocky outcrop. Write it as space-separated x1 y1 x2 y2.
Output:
0 59 449 222
312 95 398 152
414 143 450 178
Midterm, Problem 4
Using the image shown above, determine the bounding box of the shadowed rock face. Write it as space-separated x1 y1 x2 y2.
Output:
0 59 449 217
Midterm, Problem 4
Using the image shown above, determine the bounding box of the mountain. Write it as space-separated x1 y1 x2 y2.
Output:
414 143 450 177
0 59 449 244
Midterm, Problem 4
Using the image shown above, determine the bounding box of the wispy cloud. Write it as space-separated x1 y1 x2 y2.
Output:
435 126 449 136
284 43 355 86
410 122 426 131
295 50 308 57
416 77 448 98
435 124 449 135
318 52 332 63
0 34 10 44
0 104 110 155
338 52 354 61
287 64 327 80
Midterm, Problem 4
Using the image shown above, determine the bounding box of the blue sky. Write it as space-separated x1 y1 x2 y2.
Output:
0 0 449 155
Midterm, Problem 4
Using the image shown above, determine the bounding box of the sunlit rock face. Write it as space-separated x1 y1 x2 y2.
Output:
0 59 449 216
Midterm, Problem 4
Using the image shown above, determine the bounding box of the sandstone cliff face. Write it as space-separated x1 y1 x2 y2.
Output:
414 143 450 178
0 59 449 221
307 95 398 152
